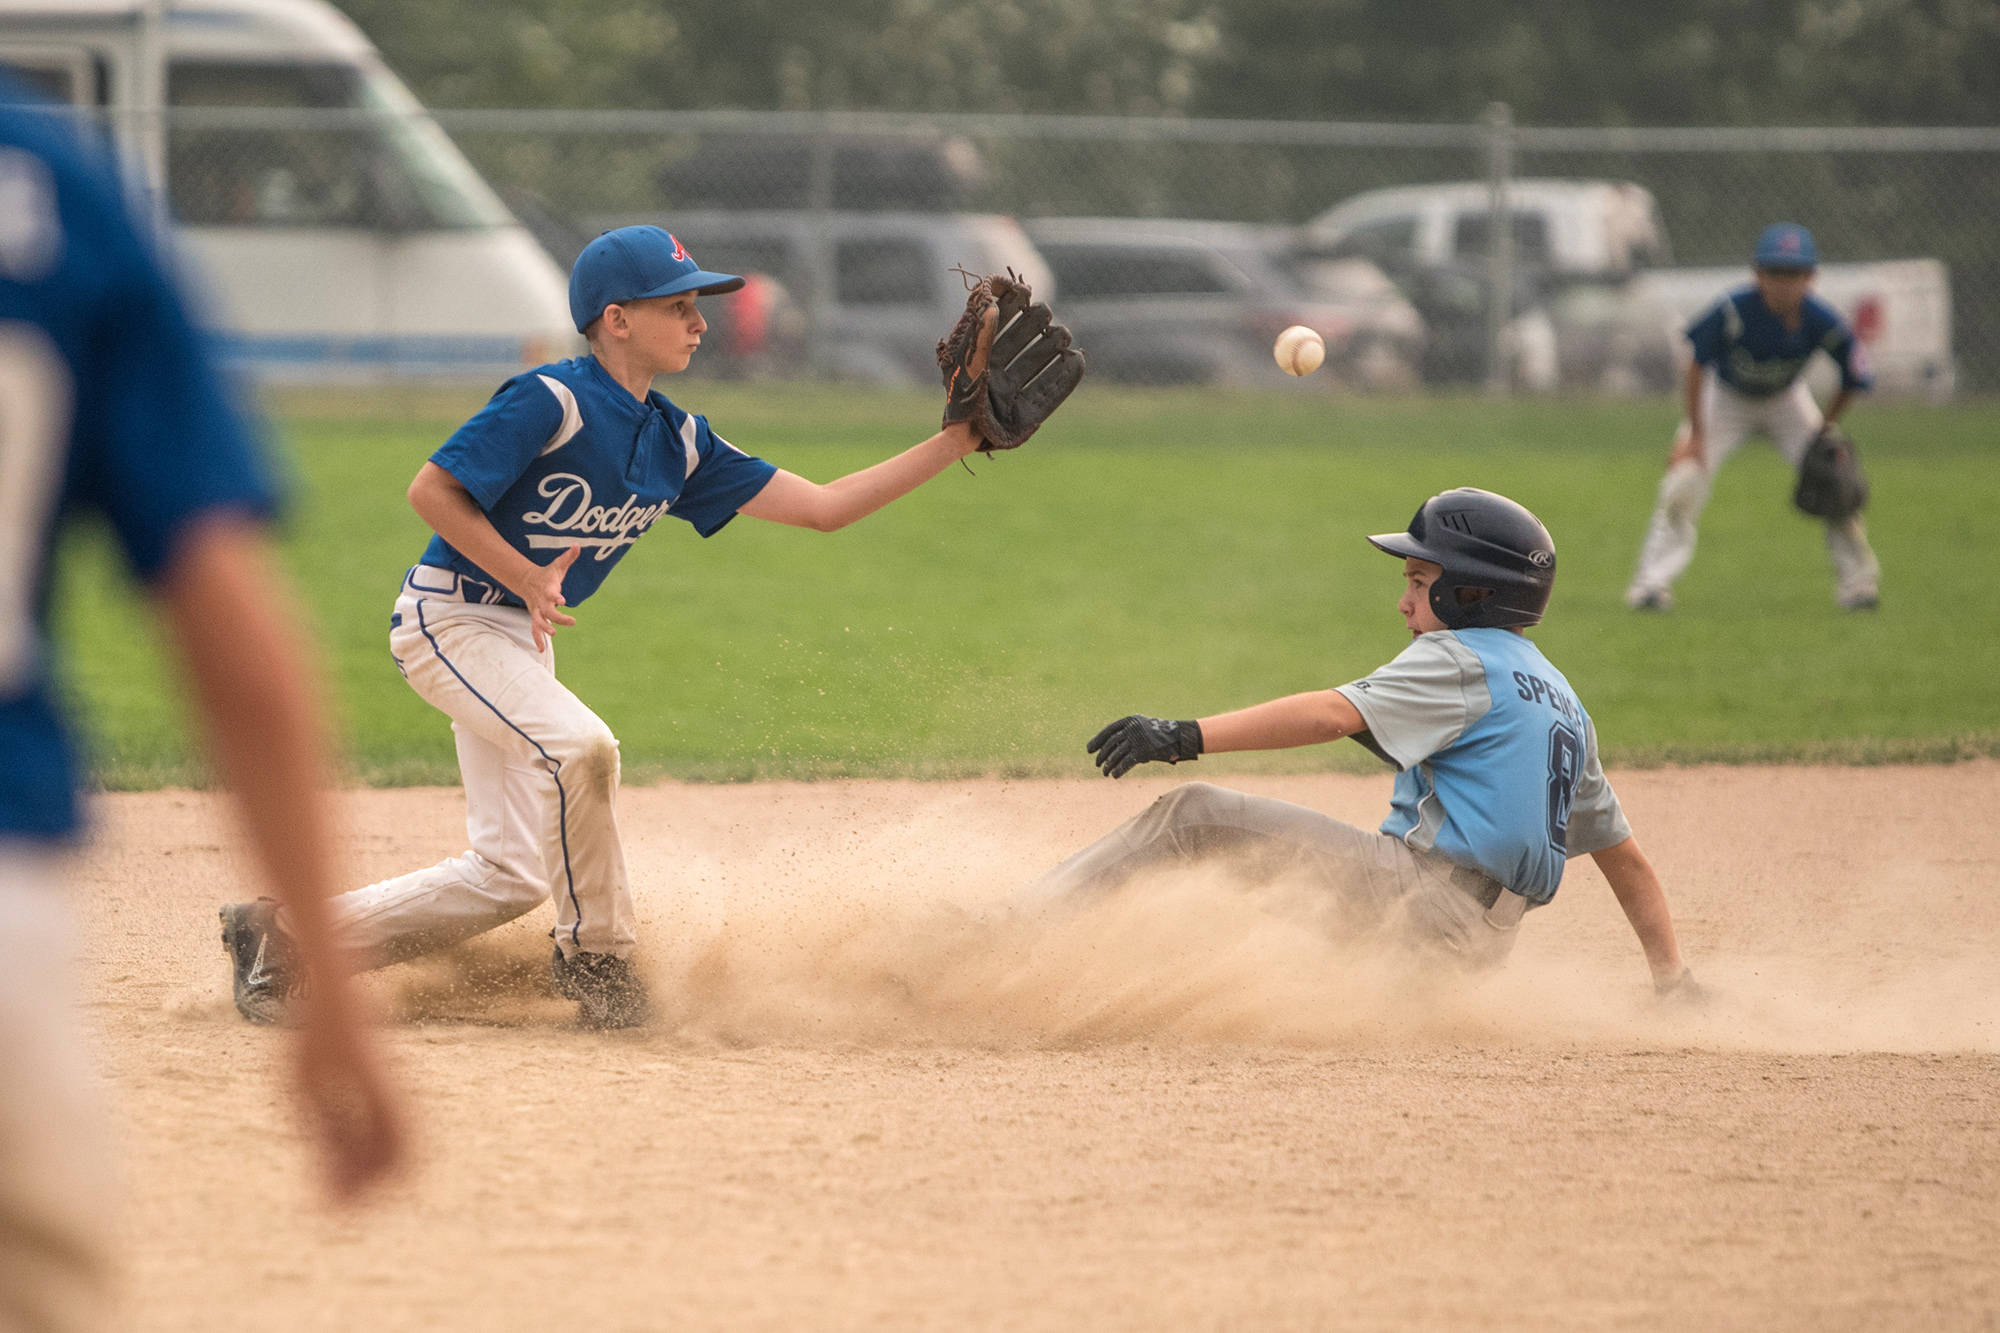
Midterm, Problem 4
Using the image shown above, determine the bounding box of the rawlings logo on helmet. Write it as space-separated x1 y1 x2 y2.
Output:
1529 549 1554 568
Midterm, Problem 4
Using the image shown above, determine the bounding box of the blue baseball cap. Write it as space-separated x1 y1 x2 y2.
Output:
1753 222 1818 270
568 225 745 332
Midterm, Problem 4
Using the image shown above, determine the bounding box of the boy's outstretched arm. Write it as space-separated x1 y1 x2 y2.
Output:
737 423 981 532
1197 690 1364 753
1590 835 1694 993
1086 691 1365 779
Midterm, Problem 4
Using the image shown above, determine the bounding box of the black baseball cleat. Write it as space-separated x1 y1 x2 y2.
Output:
550 947 652 1030
219 898 302 1026
1841 594 1880 612
1627 589 1674 613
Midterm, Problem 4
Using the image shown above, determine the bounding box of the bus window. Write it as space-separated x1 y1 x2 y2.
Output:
0 49 105 107
166 58 506 231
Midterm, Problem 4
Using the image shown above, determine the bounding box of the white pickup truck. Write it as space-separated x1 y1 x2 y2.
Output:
1297 179 1955 398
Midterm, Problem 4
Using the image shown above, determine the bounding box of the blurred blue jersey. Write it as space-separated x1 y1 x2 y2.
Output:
1687 286 1872 398
0 85 279 840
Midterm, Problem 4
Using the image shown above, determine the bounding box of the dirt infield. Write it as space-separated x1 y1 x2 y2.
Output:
73 763 2000 1331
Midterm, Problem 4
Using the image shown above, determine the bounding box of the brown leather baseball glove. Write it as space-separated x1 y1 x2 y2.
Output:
936 269 1086 452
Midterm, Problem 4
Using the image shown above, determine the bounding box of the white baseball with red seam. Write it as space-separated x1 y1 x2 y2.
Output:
1273 325 1325 377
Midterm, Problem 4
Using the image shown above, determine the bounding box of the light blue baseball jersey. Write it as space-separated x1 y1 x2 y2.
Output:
1335 628 1629 903
420 356 777 606
0 87 280 840
1687 286 1872 398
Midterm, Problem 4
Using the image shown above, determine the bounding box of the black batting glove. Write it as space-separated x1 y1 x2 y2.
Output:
1086 715 1203 779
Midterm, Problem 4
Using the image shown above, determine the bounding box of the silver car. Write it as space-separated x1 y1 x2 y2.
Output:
1023 218 1424 388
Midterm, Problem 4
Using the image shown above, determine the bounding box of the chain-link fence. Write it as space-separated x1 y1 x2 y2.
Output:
125 101 2000 392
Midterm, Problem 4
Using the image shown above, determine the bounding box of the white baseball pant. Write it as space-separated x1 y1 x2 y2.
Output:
1627 375 1880 606
1032 782 1525 968
330 568 635 964
0 847 118 1333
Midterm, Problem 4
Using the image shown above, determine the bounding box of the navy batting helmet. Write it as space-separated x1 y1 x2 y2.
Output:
1366 488 1556 629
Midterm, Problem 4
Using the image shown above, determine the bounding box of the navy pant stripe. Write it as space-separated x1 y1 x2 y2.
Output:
414 601 584 949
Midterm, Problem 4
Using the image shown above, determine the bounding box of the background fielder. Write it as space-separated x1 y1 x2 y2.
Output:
0 81 402 1330
223 226 1079 1029
1040 489 1695 994
1627 222 1879 612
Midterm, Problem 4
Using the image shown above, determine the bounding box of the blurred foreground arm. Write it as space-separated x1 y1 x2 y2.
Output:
1590 835 1697 997
156 516 405 1201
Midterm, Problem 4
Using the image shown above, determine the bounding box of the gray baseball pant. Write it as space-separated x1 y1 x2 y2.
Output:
1033 781 1523 968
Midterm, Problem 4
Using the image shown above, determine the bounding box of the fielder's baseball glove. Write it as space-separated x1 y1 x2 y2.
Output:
937 269 1086 451
1793 424 1869 520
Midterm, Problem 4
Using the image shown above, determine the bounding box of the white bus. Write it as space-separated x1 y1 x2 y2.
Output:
0 0 575 379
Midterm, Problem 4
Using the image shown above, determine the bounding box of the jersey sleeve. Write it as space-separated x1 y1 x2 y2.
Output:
1684 299 1728 367
1819 316 1874 394
1333 632 1490 771
668 417 778 537
1564 715 1632 856
66 164 280 583
428 374 567 511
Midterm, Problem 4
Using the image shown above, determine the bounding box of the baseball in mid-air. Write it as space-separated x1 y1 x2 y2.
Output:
1273 324 1325 377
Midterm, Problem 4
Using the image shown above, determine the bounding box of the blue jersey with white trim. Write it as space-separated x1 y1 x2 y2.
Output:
419 356 777 607
0 89 281 840
1335 629 1628 903
1686 286 1872 398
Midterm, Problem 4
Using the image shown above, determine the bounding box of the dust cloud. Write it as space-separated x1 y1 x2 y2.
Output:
377 774 2000 1055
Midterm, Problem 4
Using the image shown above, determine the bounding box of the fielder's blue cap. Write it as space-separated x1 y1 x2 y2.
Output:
568 225 744 333
1753 222 1818 270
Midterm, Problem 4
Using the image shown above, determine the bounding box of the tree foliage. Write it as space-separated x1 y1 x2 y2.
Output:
335 0 1221 115
1195 0 2000 125
336 0 1998 125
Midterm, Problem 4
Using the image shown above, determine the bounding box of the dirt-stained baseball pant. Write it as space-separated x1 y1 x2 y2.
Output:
329 570 635 965
0 848 117 1333
1032 782 1524 967
1628 376 1879 606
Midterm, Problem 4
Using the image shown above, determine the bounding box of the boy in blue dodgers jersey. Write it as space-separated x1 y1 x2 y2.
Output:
1043 489 1696 993
221 225 1076 1028
0 84 402 1330
1626 222 1879 612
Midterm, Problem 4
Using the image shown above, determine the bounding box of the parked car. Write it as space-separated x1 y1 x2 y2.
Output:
0 0 576 381
1023 217 1423 388
584 208 1053 385
1302 178 1673 281
1299 179 1953 396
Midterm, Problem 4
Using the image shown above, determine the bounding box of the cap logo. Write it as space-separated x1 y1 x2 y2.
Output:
1528 549 1553 568
669 233 689 263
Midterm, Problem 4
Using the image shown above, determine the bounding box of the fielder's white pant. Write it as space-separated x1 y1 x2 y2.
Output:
1627 376 1880 606
1033 782 1525 968
0 847 118 1333
331 569 635 964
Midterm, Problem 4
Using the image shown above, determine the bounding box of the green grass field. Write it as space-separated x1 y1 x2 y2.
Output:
52 383 2000 788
